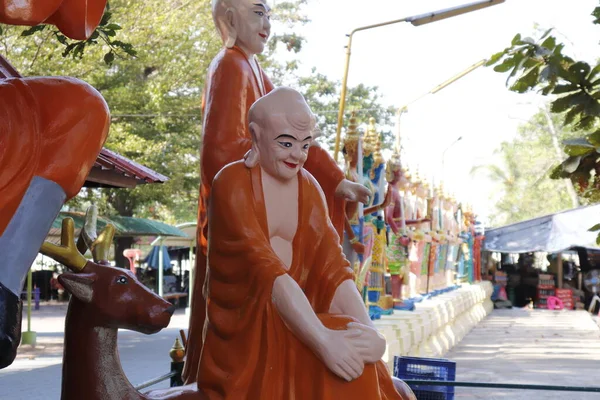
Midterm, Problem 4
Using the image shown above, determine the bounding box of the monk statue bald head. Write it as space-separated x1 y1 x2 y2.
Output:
212 0 271 57
245 87 316 181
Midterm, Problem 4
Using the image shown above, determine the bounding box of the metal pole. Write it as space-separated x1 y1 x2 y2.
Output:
334 34 353 162
27 268 32 331
158 240 164 297
188 245 193 310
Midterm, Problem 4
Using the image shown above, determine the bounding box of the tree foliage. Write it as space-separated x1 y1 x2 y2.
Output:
486 4 600 237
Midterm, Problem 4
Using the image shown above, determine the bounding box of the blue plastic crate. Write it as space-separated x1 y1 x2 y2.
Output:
393 356 456 400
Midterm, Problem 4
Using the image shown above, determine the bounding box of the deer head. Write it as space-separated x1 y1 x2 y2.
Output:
41 216 175 334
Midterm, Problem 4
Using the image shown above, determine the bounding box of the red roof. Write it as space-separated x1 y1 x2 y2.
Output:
85 148 168 189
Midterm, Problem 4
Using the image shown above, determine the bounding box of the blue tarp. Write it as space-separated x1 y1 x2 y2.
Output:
143 245 172 270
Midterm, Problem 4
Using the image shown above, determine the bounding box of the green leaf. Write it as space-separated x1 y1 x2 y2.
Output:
493 59 514 73
552 83 578 94
103 23 122 31
596 233 600 245
549 163 567 179
21 25 45 36
540 34 556 50
486 51 505 66
562 156 582 173
589 223 600 232
104 51 115 65
0 26 3 36
540 27 554 39
593 6 600 24
511 33 522 45
587 130 600 147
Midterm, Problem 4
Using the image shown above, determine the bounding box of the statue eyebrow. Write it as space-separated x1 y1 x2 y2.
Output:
253 3 271 12
275 134 312 141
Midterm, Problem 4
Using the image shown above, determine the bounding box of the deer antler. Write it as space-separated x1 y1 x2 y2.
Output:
76 205 98 256
40 218 88 271
91 223 115 262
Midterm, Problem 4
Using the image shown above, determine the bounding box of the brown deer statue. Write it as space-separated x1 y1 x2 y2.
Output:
41 216 203 400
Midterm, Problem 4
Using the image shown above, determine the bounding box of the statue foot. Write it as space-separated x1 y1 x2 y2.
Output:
0 281 22 369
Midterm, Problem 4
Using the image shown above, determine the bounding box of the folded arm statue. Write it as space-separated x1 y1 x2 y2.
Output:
184 0 369 381
196 87 414 400
0 0 110 369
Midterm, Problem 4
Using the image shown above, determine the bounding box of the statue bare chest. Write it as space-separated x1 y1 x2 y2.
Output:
262 174 299 269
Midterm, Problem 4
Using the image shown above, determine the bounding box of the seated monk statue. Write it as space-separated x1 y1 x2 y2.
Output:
197 87 415 400
184 0 370 382
0 0 110 369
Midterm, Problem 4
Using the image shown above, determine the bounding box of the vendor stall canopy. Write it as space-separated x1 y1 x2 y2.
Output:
484 204 600 253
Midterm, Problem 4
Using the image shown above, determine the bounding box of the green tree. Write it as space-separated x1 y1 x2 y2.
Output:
472 107 582 226
486 4 600 235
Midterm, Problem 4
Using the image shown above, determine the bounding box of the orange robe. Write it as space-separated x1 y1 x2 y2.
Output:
184 46 346 382
197 161 401 400
0 76 110 235
0 0 107 40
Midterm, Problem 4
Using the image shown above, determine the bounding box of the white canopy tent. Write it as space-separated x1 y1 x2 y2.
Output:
484 205 600 288
484 205 600 254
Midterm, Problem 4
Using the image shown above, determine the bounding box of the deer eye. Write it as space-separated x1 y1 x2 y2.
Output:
116 276 129 285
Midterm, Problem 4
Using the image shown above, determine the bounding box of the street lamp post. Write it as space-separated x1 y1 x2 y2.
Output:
441 135 463 182
333 0 504 162
395 58 487 155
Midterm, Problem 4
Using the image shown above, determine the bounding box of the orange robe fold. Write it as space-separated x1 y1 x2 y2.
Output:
0 77 110 235
0 0 107 40
197 161 401 400
184 47 346 382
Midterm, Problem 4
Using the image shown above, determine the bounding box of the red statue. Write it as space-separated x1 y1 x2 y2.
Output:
0 0 110 369
183 0 370 382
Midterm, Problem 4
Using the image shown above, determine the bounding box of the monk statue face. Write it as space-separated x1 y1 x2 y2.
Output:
212 0 271 56
248 87 315 182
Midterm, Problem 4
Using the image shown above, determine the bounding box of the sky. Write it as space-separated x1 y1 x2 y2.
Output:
272 0 600 223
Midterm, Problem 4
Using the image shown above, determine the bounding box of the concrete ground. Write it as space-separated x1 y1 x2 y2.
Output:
3 303 600 399
444 308 600 399
0 301 188 400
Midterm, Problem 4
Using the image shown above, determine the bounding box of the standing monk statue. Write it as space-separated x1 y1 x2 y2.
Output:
197 86 414 399
184 0 371 382
0 0 110 368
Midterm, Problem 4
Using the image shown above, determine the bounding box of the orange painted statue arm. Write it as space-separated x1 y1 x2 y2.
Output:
0 0 107 40
201 53 254 189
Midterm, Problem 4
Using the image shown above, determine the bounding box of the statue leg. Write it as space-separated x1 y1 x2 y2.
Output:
0 177 65 369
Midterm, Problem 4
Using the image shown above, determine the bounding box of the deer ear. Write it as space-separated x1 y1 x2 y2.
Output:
58 273 96 303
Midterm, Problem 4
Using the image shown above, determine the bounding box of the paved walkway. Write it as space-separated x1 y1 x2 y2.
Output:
444 308 600 399
4 303 600 399
0 302 189 400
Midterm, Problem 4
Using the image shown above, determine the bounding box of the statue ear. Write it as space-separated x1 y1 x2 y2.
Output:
245 122 261 168
58 273 96 303
224 8 237 48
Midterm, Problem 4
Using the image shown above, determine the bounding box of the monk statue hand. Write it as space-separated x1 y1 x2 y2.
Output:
345 322 386 364
335 179 371 204
317 328 364 382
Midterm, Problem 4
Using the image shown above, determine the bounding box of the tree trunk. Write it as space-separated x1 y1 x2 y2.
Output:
114 236 134 269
